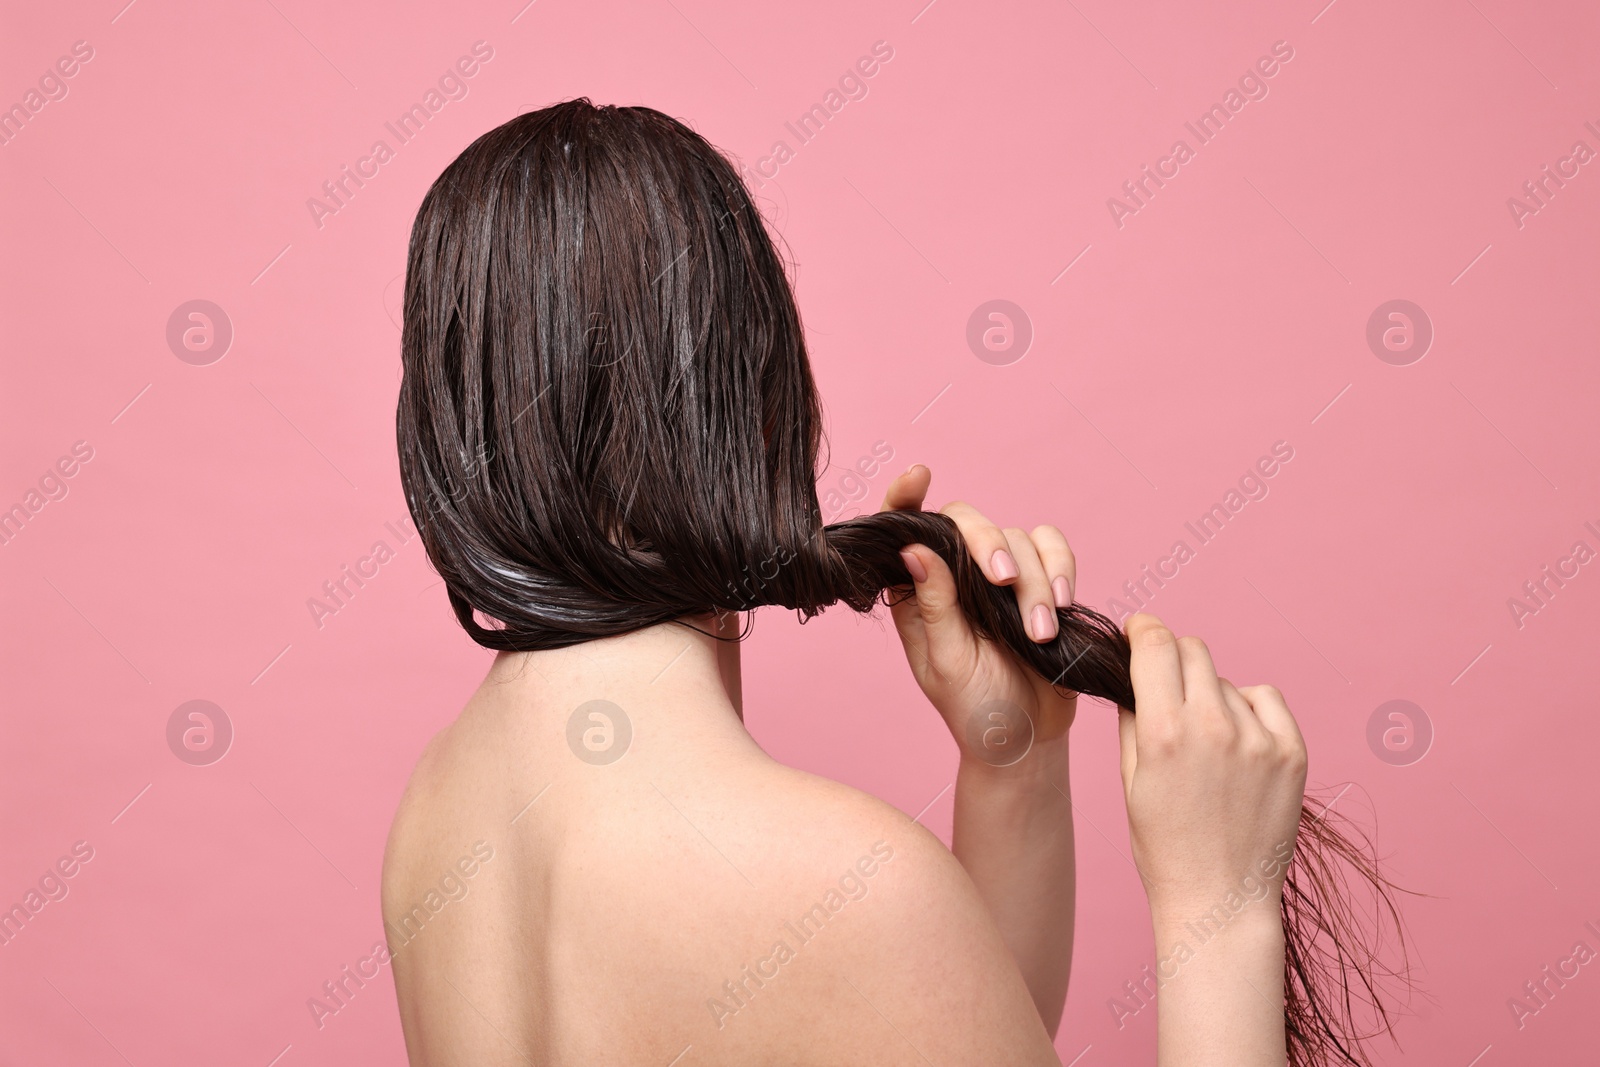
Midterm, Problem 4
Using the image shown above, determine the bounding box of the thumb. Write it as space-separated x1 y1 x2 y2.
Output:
1117 707 1138 800
891 543 977 689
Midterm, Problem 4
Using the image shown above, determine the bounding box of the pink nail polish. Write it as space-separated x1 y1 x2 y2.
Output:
1031 603 1056 641
899 549 929 584
991 549 1018 581
1052 576 1072 608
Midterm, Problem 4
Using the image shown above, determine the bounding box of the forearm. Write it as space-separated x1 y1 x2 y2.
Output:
1150 905 1286 1067
950 736 1075 1036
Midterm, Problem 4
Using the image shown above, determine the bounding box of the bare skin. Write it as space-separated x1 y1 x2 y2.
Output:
382 467 1308 1065
381 609 1061 1066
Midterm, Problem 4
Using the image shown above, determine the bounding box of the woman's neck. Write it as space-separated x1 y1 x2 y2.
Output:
482 610 751 743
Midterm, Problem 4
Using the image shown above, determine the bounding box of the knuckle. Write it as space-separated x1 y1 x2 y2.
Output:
1241 732 1275 761
1177 635 1210 658
911 584 948 615
1002 526 1027 542
1143 723 1182 755
1049 539 1077 570
1196 710 1236 744
1135 622 1175 649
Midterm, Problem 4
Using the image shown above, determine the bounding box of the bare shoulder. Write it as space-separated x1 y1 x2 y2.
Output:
692 768 1061 1065
380 696 509 871
379 721 464 918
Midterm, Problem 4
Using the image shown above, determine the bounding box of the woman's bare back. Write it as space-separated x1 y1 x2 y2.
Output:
380 622 1060 1066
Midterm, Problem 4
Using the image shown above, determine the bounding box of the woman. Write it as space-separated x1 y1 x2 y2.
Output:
384 99 1400 1065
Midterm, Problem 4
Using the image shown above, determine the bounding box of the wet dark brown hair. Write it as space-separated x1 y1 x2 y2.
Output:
397 97 1410 1065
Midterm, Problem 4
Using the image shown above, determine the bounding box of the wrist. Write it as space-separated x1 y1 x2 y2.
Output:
1150 892 1283 952
957 729 1070 791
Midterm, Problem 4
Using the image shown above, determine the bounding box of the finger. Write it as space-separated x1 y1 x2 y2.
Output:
1214 677 1255 720
887 560 928 673
1001 527 1058 643
892 543 977 688
1125 614 1184 730
879 464 931 513
1030 524 1077 609
1117 707 1138 798
1217 677 1273 756
1236 684 1304 751
940 500 1019 586
1176 636 1232 723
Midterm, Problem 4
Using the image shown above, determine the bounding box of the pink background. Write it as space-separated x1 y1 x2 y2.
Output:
3 0 1598 1063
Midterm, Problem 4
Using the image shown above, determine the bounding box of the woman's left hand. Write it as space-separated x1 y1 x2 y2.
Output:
881 464 1080 768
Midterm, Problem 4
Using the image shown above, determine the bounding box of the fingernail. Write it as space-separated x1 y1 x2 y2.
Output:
990 549 1018 581
1031 603 1057 642
1052 576 1072 608
899 549 928 584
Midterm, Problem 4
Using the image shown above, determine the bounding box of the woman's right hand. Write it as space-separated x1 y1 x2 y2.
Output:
1116 613 1308 918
